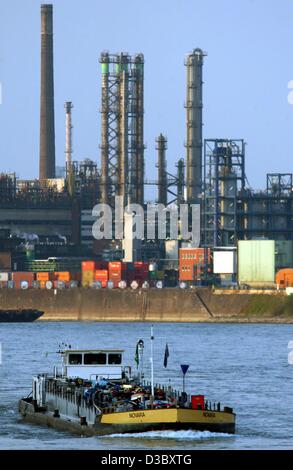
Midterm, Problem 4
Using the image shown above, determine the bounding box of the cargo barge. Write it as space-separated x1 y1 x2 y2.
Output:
19 340 236 435
0 309 44 322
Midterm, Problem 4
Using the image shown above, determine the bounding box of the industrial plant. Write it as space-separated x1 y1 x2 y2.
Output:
0 4 293 292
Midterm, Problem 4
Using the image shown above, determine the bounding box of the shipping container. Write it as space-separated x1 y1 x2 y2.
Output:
213 251 236 274
12 272 35 289
54 271 70 282
238 240 275 285
95 270 108 288
36 272 50 282
82 270 94 288
81 261 95 271
276 269 293 289
191 395 205 410
108 261 127 287
179 248 211 281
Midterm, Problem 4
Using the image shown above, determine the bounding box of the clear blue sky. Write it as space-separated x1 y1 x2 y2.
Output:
0 0 293 199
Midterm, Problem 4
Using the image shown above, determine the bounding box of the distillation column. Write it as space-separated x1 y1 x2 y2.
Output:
118 54 129 206
156 134 167 206
100 53 109 204
185 48 204 204
134 54 145 206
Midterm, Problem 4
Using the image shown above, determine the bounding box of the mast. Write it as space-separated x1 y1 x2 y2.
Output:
150 325 154 397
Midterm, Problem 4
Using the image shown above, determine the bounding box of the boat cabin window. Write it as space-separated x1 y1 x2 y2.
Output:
68 353 82 365
108 353 122 365
84 353 107 365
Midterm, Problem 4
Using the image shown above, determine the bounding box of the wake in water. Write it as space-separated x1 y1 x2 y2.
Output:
102 430 235 440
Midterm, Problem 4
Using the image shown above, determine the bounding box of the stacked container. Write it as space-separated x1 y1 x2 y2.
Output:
133 262 149 286
81 261 95 288
36 272 50 282
95 269 108 288
108 261 127 288
12 272 35 289
54 272 70 282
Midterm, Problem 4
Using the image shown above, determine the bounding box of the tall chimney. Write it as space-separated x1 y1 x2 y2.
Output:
39 4 55 179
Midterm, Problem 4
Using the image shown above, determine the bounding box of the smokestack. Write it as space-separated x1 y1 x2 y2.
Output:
185 48 205 204
39 4 55 180
156 134 167 206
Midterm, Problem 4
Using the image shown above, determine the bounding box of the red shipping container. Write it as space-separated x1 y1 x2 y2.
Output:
134 262 149 271
81 261 95 271
12 272 35 289
191 395 205 410
95 270 108 288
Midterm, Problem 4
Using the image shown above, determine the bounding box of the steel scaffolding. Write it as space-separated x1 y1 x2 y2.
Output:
203 139 245 247
99 52 145 207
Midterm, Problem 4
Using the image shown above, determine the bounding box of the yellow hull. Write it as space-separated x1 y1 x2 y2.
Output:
100 408 236 434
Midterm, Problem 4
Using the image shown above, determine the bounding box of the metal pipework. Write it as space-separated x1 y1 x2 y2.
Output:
39 4 56 180
156 134 168 206
185 48 205 204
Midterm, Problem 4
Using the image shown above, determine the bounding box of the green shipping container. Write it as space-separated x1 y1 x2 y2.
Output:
238 240 275 284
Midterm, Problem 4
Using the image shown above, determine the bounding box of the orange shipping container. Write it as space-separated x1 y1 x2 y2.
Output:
276 269 293 288
36 272 50 282
82 261 95 271
95 269 108 280
54 271 70 282
179 248 211 281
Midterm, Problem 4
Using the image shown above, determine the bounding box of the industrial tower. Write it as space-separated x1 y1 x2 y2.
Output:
39 4 56 180
99 52 145 207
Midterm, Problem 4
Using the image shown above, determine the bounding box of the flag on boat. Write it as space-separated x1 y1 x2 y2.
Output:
135 341 139 367
135 339 144 367
164 343 169 368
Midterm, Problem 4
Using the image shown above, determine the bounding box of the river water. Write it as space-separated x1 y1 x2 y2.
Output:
0 322 293 450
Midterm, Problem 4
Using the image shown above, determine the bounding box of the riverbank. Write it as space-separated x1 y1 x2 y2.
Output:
0 288 292 322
